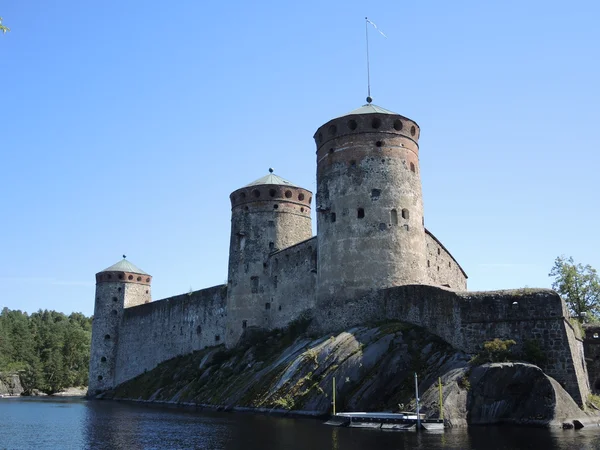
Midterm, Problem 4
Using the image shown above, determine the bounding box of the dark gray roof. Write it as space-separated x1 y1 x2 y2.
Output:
339 103 398 117
100 258 148 275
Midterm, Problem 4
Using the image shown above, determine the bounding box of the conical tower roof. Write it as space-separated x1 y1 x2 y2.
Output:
338 103 398 117
100 257 148 275
244 169 297 187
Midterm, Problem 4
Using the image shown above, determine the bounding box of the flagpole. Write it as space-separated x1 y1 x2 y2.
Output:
365 17 371 102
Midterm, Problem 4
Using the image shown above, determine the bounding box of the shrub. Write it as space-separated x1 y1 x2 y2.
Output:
471 338 517 365
522 339 547 366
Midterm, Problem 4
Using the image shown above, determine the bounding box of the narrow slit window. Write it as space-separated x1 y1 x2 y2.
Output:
401 209 409 220
331 212 336 223
391 209 398 225
357 208 365 219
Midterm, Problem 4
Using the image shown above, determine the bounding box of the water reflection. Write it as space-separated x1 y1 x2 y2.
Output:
2 398 600 450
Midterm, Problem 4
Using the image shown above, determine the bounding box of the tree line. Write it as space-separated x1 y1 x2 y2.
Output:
0 308 92 394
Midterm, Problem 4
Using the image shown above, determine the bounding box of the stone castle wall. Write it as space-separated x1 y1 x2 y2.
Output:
114 285 227 386
424 229 467 290
265 236 317 330
311 284 589 405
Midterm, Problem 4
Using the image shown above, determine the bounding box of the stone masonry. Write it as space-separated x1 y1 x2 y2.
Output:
88 101 590 406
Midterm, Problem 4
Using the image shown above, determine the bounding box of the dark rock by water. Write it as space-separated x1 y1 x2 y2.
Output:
100 322 597 428
0 372 24 396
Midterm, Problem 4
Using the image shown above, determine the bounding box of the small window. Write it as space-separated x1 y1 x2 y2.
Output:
438 248 441 255
273 276 278 288
97 375 103 381
410 162 415 173
427 260 430 268
269 242 274 251
117 287 121 292
137 276 141 281
371 189 381 199
104 334 110 340
253 189 260 198
449 262 451 268
251 276 259 294
265 302 271 310
401 209 409 220
285 190 292 198
118 274 123 279
331 212 336 223
146 277 150 282
273 204 279 209
410 125 416 136
278 305 282 311
128 275 133 280
357 208 365 219
390 209 398 225
242 320 247 329
101 357 107 362
348 119 357 130
394 119 403 131
196 326 202 334
269 189 276 197
375 140 383 147
112 297 118 302
329 124 337 135
298 193 305 201
372 118 381 129
112 310 117 316
215 335 220 342
301 207 305 212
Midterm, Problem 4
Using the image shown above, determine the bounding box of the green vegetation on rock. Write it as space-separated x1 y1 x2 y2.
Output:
0 307 92 394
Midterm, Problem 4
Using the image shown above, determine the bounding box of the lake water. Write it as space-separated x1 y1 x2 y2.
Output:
1 397 600 449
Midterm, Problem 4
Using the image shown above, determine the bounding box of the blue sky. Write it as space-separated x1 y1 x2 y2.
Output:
1 1 598 316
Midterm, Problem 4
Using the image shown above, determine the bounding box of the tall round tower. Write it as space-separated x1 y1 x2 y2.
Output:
314 103 428 305
88 257 151 395
225 170 312 347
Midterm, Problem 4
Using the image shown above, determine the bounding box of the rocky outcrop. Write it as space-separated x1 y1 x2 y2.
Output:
466 362 588 427
99 322 596 428
0 372 23 396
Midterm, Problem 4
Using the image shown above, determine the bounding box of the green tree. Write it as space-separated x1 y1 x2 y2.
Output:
0 17 9 34
549 256 600 320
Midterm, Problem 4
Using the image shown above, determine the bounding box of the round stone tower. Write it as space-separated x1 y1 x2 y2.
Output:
225 170 312 347
314 102 428 305
88 257 151 395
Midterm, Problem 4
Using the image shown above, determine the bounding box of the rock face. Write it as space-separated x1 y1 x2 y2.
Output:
101 322 594 428
0 373 23 396
466 362 586 427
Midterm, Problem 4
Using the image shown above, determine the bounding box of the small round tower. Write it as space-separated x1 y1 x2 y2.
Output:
314 102 428 305
88 257 151 395
225 170 312 347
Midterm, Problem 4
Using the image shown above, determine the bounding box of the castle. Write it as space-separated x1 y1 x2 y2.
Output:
88 101 592 407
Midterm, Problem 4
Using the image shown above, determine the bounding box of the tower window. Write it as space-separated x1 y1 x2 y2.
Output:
427 260 430 268
371 118 381 129
274 276 278 288
117 287 121 292
331 213 336 223
298 193 305 201
371 189 381 200
329 148 334 154
104 334 110 340
196 326 202 334
97 376 103 381
394 119 403 131
329 124 337 135
215 335 220 342
357 208 365 219
265 302 271 310
402 209 409 220
348 119 357 130
118 274 123 280
410 162 416 173
112 297 117 302
301 207 305 212
137 276 141 281
391 209 398 225
253 189 260 198
411 126 416 136
128 275 133 280
273 204 278 209
375 140 383 147
242 320 247 329
251 276 259 294
438 248 441 255
285 190 292 198
269 242 274 251
101 357 107 362
269 189 276 197
112 310 117 316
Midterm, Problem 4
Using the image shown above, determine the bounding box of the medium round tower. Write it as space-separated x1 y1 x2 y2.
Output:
225 170 312 347
88 257 151 395
314 103 428 305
